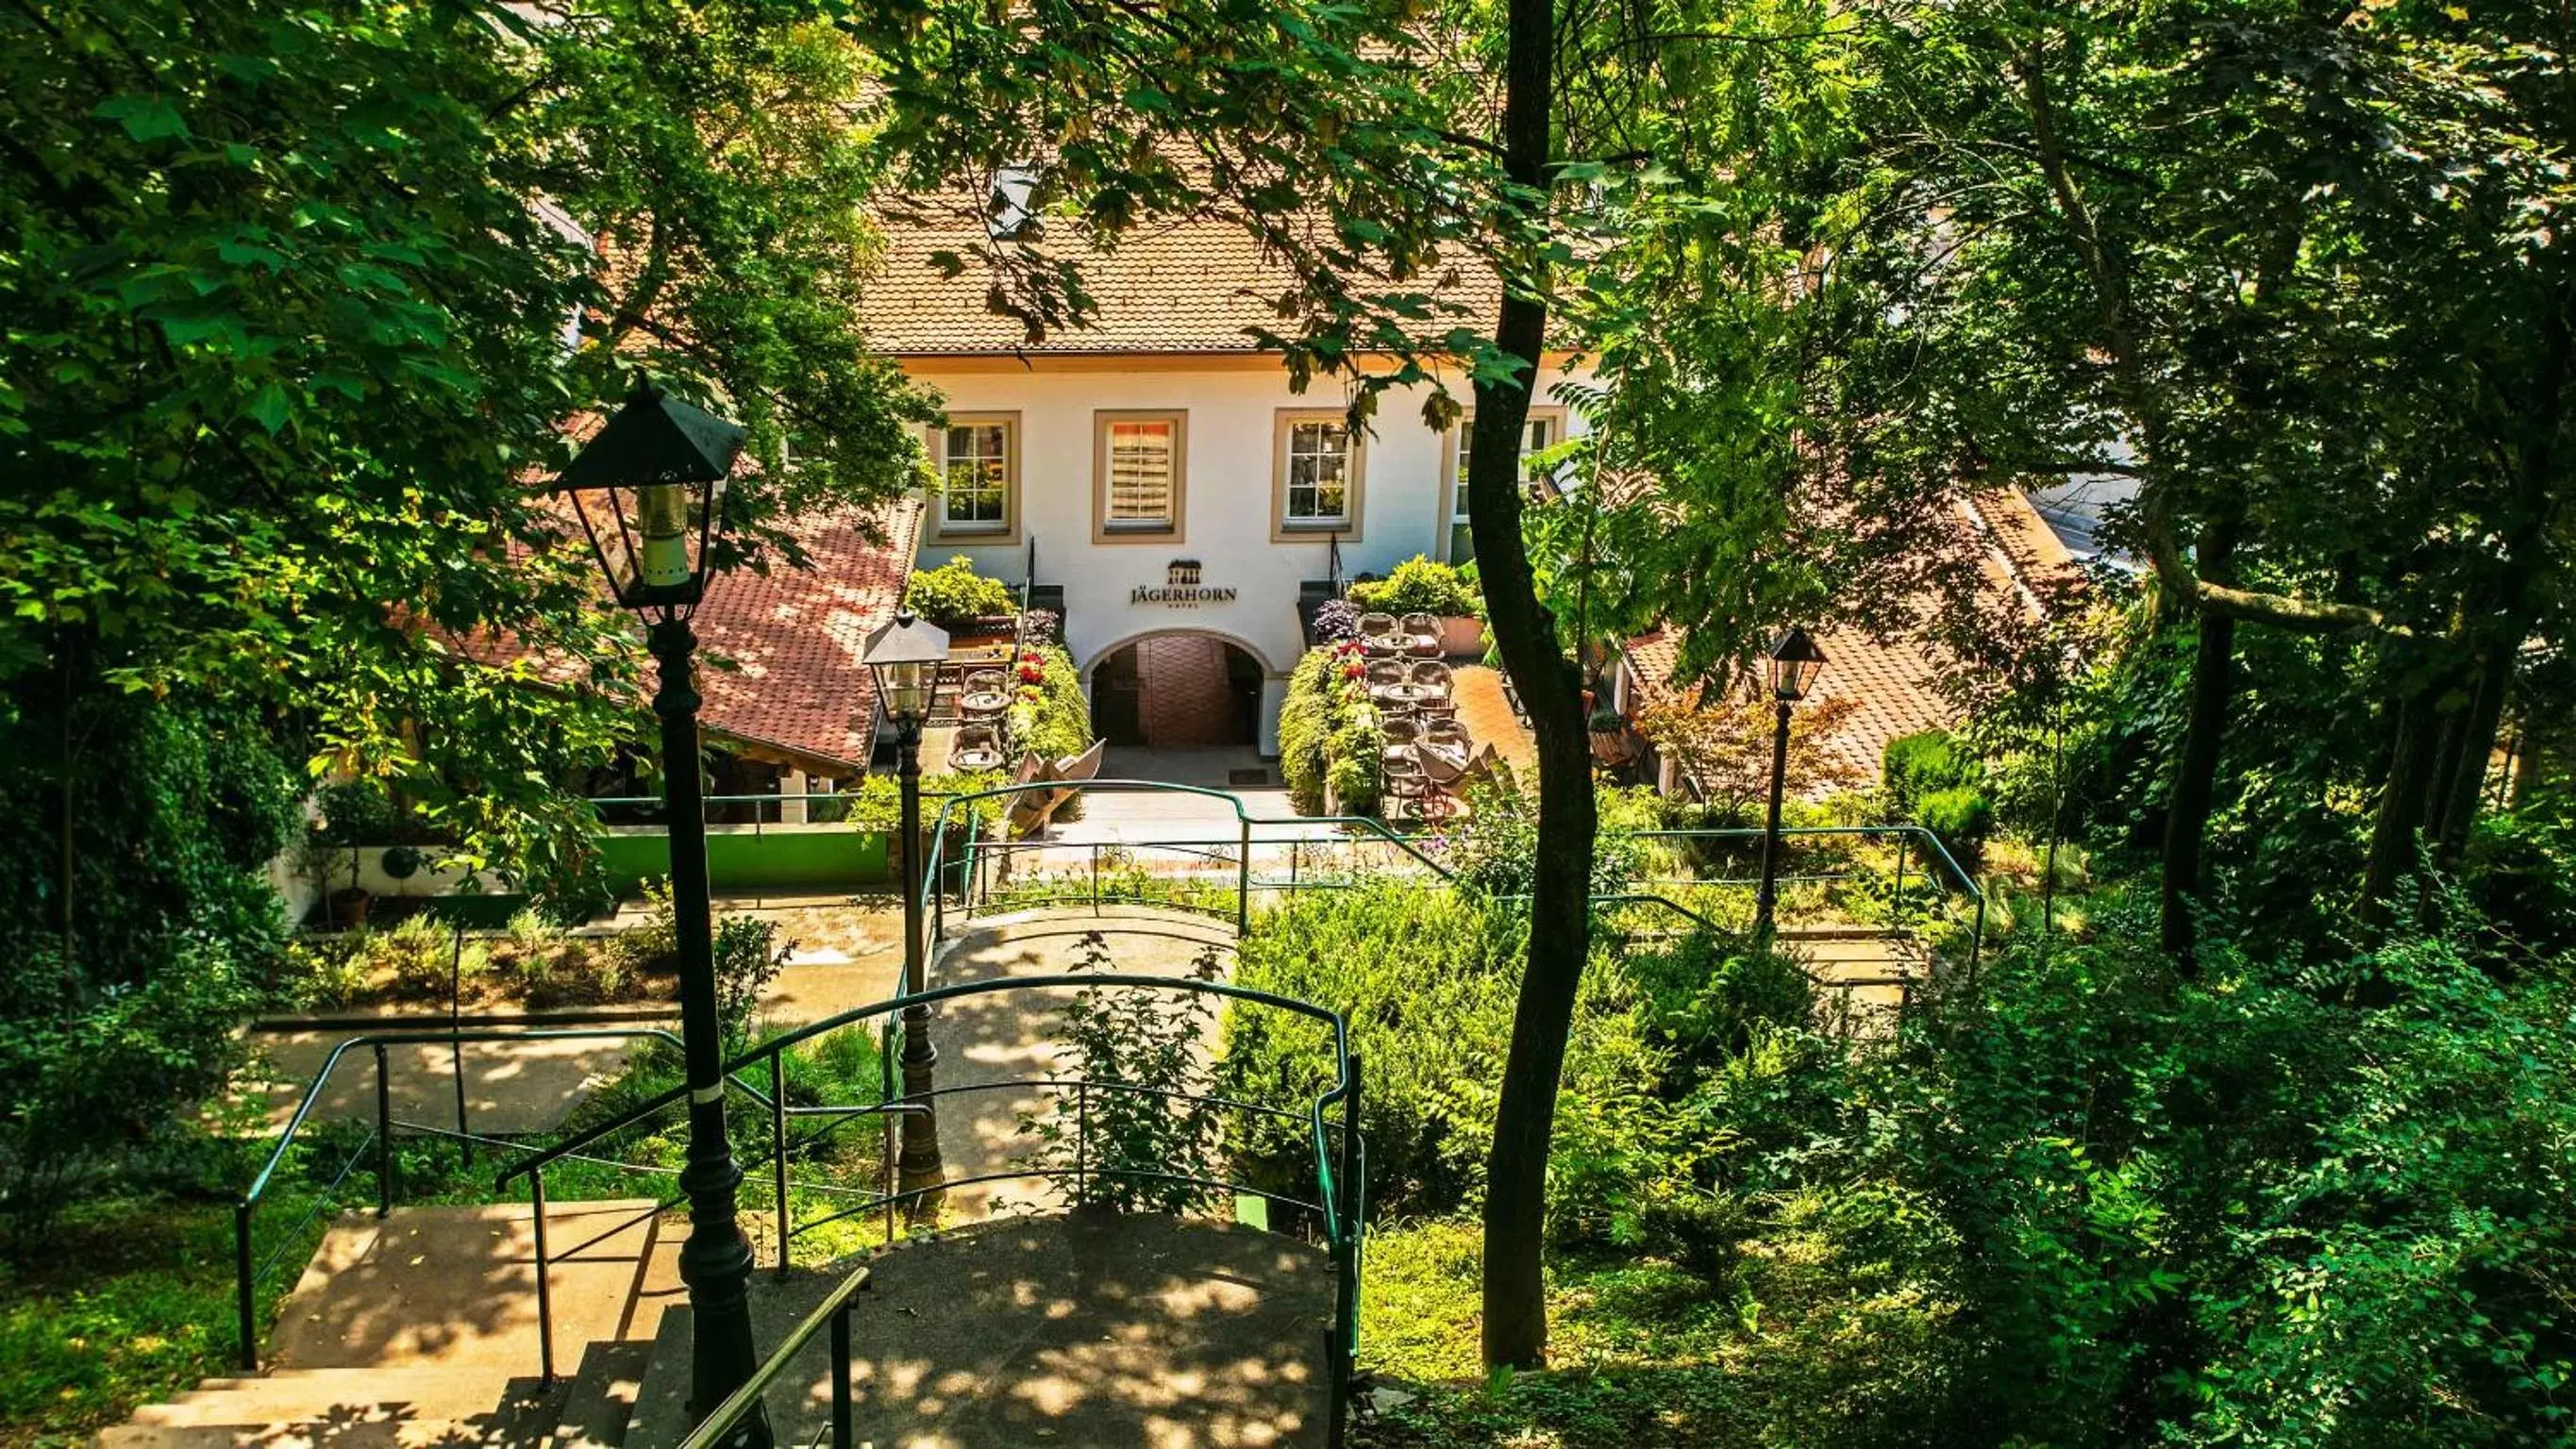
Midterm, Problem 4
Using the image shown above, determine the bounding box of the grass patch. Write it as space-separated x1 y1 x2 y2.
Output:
1352 1213 1953 1448
0 1195 326 1447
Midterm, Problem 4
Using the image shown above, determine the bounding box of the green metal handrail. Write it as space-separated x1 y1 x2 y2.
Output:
231 1024 718 1374
499 970 1367 1439
676 1260 874 1449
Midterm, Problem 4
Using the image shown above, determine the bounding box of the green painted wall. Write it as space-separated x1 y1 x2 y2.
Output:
601 824 893 896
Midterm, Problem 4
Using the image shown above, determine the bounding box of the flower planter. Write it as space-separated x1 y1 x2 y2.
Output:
1438 615 1487 658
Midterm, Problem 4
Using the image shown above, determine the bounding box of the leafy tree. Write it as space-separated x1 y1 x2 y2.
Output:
2 0 936 883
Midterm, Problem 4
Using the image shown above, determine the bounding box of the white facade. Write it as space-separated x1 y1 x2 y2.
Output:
904 357 1586 755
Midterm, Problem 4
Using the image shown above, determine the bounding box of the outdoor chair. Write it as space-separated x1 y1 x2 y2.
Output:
1416 741 1471 790
1424 718 1473 754
949 724 1004 773
960 669 1012 719
1358 613 1402 653
1409 659 1454 694
1400 612 1445 657
1381 716 1423 748
1366 659 1410 689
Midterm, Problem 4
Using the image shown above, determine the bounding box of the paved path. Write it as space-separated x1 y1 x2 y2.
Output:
921 908 1241 1220
739 1213 1333 1449
238 1033 644 1137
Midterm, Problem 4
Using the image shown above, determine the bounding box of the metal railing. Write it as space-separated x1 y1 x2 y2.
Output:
919 781 1987 974
500 973 1367 1441
230 1025 717 1373
676 1260 874 1449
584 789 994 832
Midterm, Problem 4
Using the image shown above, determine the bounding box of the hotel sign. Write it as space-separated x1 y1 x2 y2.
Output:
1132 558 1237 606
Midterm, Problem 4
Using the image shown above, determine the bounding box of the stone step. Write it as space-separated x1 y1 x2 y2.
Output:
549 1339 659 1449
100 1418 512 1448
127 1367 555 1429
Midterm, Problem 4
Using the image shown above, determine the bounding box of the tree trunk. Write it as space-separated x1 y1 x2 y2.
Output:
2157 522 2236 966
2431 640 2512 868
2361 682 2439 921
1477 0 1589 1373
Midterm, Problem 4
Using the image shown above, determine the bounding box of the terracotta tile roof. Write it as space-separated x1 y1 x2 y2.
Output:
464 499 920 774
691 497 922 771
1617 483 2083 791
856 203 1501 356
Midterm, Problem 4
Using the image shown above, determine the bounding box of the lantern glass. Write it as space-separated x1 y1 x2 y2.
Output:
863 609 951 730
1765 627 1829 702
880 660 936 724
545 380 744 619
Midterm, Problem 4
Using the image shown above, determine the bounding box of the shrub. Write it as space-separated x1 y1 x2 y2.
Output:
1018 933 1226 1213
1347 555 1480 618
1002 643 1091 764
1280 642 1387 817
1217 882 1650 1224
1019 608 1061 646
1311 597 1363 642
1447 777 1641 897
1915 784 1995 858
712 913 789 1057
903 555 1015 626
1325 716 1384 814
1882 728 1982 814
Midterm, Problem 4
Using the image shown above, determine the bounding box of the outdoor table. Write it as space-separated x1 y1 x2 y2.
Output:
1372 681 1444 708
961 690 1012 715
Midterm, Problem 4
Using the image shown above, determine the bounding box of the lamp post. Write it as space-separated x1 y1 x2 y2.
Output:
549 378 771 1449
863 608 949 1193
1753 626 1828 939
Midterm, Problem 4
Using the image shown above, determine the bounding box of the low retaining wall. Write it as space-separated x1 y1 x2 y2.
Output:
599 822 894 895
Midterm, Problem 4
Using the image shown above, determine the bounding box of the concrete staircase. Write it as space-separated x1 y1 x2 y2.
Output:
1779 924 1932 1035
98 1200 679 1448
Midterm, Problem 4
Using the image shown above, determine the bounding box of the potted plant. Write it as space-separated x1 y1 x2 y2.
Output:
313 781 396 929
1588 706 1635 765
904 555 1018 634
1347 556 1484 656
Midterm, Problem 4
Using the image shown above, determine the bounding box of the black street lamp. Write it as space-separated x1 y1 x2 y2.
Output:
1754 626 1829 938
862 608 949 1193
549 378 772 1449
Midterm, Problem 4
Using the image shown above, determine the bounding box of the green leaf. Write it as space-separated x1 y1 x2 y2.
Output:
94 95 190 142
243 381 292 434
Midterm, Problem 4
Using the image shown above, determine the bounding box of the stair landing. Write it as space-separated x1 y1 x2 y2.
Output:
268 1200 680 1374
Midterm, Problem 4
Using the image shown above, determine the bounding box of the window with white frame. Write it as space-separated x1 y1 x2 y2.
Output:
1098 413 1182 535
1449 413 1559 561
939 419 1013 534
1281 417 1353 527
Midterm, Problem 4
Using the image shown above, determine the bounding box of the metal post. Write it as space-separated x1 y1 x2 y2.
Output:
1075 1080 1090 1206
1893 832 1908 926
1291 839 1301 889
525 1170 556 1386
651 618 774 1447
770 1051 790 1276
895 721 944 1194
1330 1055 1364 1446
1753 700 1793 938
374 1042 393 1218
878 1020 896 1246
234 1202 258 1372
1090 841 1101 914
829 1302 854 1449
1236 819 1252 935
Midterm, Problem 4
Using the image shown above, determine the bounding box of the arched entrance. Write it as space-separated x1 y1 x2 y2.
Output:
1086 630 1268 749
